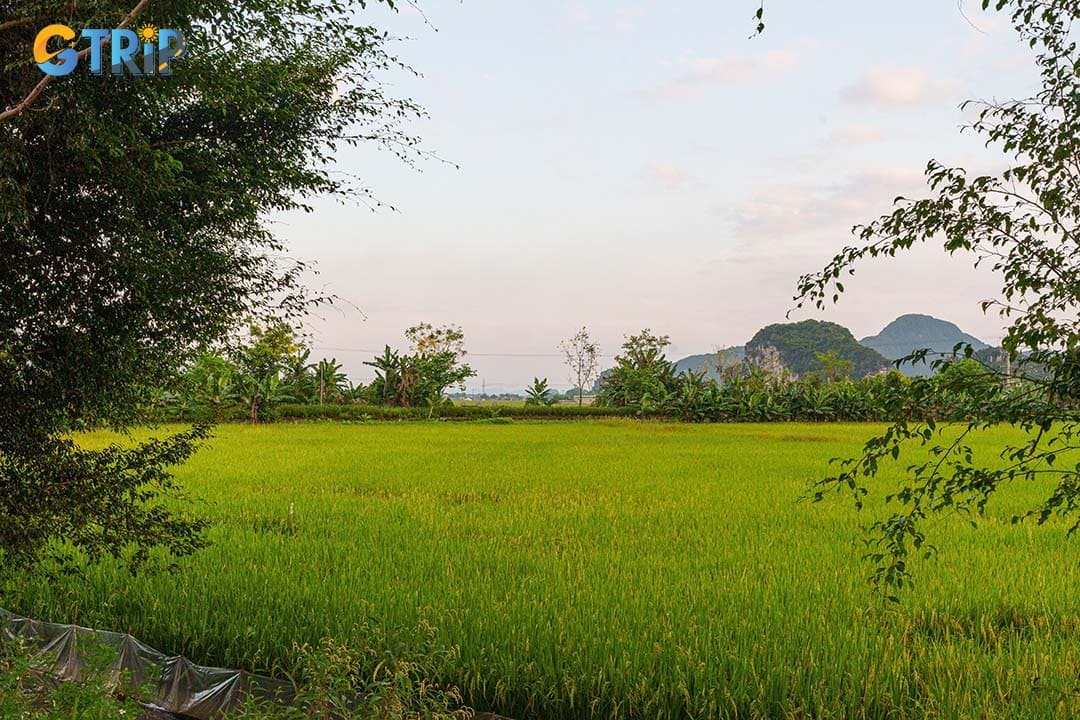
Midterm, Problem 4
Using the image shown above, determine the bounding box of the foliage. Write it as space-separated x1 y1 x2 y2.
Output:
11 422 1080 720
0 425 211 575
746 320 889 379
814 351 855 383
234 619 470 720
795 0 1080 595
860 314 989 376
406 323 467 358
1 623 470 720
0 0 422 570
596 329 680 410
144 323 1012 426
0 641 145 720
366 324 476 411
560 328 601 406
524 377 558 406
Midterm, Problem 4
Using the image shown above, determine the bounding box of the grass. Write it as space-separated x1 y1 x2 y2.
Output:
5 421 1080 719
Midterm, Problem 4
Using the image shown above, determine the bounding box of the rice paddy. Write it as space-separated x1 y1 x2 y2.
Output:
4 420 1080 719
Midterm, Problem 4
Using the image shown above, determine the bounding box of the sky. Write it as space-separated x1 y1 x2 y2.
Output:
277 0 1041 393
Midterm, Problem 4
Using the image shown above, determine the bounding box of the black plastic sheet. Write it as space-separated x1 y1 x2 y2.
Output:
0 607 293 719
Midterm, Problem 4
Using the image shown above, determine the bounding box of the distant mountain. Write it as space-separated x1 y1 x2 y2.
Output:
747 320 890 379
860 314 988 377
672 347 745 380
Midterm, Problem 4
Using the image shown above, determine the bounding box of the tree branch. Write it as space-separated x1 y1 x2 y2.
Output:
0 0 152 124
0 17 40 33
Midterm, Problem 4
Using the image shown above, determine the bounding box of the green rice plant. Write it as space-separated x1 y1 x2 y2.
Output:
4 422 1080 719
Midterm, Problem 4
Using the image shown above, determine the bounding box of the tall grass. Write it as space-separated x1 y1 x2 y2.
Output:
5 421 1080 719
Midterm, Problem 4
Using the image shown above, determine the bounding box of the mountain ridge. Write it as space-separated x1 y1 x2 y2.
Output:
859 313 988 377
669 314 989 379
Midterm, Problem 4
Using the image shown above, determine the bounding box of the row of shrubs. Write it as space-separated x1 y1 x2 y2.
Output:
144 370 1013 426
146 402 640 424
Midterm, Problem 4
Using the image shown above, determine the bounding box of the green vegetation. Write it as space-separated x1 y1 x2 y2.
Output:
0 0 421 573
0 627 470 720
524 378 559 406
795 0 1080 593
5 422 1080 719
746 320 890 379
860 314 990 377
0 642 143 720
154 324 1019 426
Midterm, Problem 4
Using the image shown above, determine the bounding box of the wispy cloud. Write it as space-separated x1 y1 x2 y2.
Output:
647 162 697 190
843 67 954 108
614 4 649 32
729 168 926 246
828 123 884 145
644 50 797 101
563 0 591 29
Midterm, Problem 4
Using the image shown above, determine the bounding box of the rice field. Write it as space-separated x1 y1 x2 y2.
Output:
5 421 1080 719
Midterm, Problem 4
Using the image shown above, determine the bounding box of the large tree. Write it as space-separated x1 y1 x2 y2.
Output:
0 0 422 571
795 0 1080 596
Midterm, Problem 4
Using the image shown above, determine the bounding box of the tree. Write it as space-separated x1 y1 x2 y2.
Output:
0 0 424 571
814 351 855 384
236 373 294 424
525 377 557 406
365 324 476 410
796 0 1080 595
406 323 467 358
284 349 317 404
234 323 303 382
597 330 679 409
188 355 238 422
225 323 303 423
314 358 348 404
560 328 600 406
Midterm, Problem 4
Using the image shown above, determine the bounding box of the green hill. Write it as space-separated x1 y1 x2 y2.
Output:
859 314 989 377
746 320 890 379
672 347 746 380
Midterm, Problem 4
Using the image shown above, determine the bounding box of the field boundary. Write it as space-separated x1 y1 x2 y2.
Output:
1 608 292 719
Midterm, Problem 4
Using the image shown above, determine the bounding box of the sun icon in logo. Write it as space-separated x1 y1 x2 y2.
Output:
137 24 158 44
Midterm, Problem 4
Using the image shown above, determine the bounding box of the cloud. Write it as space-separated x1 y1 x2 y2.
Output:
614 4 649 32
828 123 884 145
647 162 695 190
843 67 954 108
728 168 926 247
563 1 591 29
645 50 797 101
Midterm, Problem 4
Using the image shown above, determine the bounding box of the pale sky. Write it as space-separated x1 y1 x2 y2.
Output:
278 1 1038 393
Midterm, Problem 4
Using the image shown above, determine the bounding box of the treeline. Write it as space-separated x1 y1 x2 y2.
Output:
144 324 1026 425
587 330 1031 423
145 322 479 423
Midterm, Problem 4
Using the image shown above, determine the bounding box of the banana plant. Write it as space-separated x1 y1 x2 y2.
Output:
524 377 557 406
314 358 348 404
195 369 237 423
236 373 294 424
284 349 316 403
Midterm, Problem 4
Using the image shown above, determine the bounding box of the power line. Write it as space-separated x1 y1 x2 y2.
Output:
312 346 619 358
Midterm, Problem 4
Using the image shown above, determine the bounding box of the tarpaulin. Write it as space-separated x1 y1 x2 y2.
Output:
0 607 294 719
